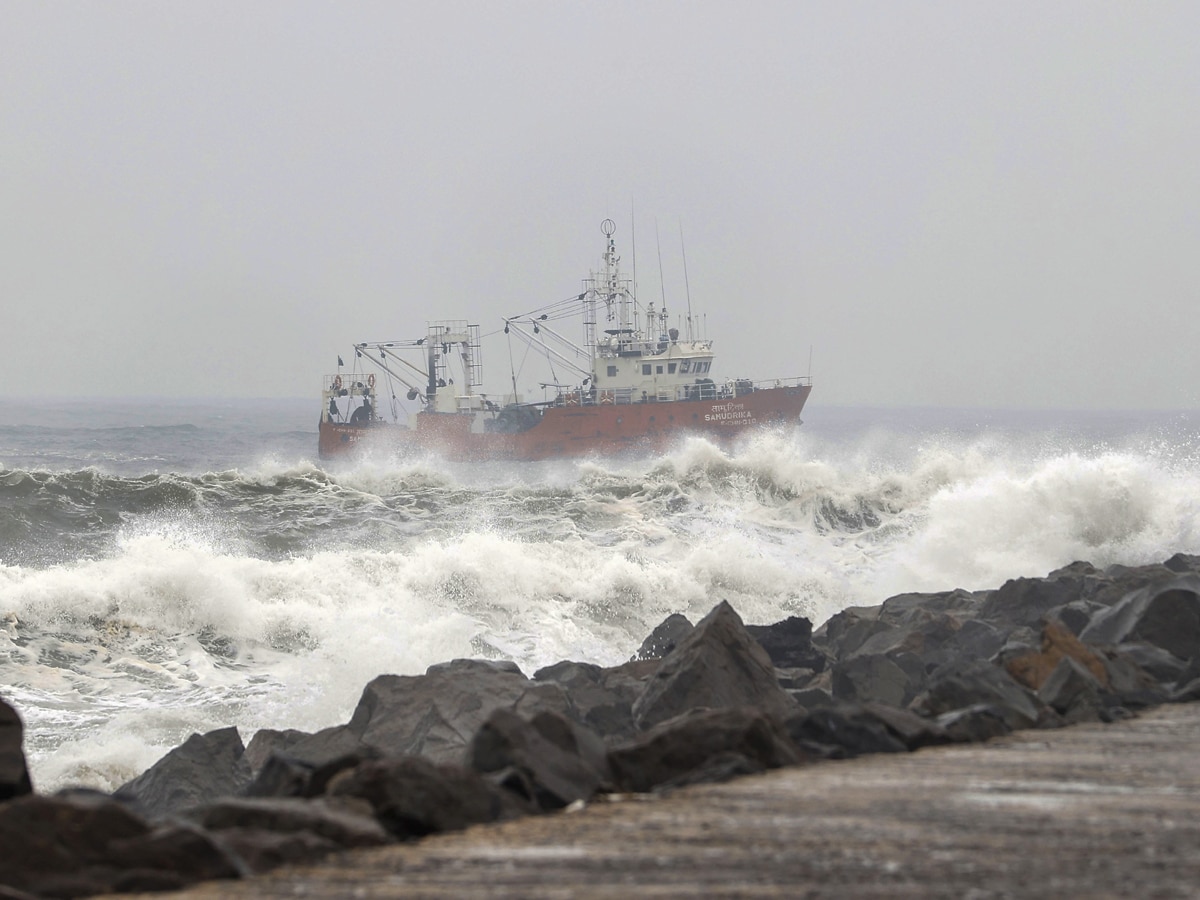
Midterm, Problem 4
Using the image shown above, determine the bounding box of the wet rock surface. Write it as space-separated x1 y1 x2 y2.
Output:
0 700 32 801
3 555 1200 896
151 703 1200 899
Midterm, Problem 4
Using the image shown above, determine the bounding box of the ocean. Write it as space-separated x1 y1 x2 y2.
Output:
2 398 1198 793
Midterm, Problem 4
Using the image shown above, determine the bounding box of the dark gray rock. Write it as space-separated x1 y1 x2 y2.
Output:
284 724 373 766
243 746 381 799
1002 619 1111 693
1092 563 1185 607
941 617 1008 663
0 791 242 898
0 700 32 801
831 652 922 708
632 601 797 731
1037 657 1105 724
1080 575 1200 661
860 702 951 750
632 613 694 661
1099 648 1169 709
469 708 611 809
1046 600 1104 636
812 605 888 660
242 728 310 776
1115 642 1189 685
745 615 825 671
105 821 248 888
533 659 654 741
1167 655 1200 702
1171 675 1200 703
934 704 1013 743
326 756 526 839
655 751 766 791
912 660 1047 731
609 706 800 794
786 669 833 707
185 796 390 850
345 659 573 764
114 726 252 820
426 658 525 676
979 577 1083 630
203 827 341 875
527 709 612 784
877 589 983 620
1164 553 1200 575
817 591 1000 678
774 667 819 690
785 705 908 757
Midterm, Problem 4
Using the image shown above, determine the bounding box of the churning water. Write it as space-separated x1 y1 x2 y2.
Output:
2 398 1198 792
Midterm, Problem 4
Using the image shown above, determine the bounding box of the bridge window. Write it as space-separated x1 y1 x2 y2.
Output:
656 365 663 374
607 365 618 377
642 364 651 375
668 363 677 374
680 360 691 374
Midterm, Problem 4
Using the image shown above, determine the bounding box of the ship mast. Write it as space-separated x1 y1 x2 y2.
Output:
584 218 634 370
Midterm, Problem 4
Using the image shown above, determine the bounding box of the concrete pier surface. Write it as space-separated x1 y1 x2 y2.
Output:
144 703 1200 899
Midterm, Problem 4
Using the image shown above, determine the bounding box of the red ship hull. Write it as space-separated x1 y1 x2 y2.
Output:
318 383 812 462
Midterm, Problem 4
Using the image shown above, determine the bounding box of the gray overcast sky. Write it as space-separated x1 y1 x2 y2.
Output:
2 1 1197 408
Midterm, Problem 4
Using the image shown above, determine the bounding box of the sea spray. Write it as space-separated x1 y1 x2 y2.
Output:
1 402 1198 791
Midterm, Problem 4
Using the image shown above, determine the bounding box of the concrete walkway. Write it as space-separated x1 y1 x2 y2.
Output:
148 703 1200 898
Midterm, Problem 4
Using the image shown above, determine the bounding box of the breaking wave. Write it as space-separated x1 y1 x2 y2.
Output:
2 409 1199 791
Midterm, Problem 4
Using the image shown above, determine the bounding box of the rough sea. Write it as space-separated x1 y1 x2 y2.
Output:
2 398 1198 793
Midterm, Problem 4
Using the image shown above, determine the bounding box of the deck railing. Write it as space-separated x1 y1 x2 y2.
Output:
554 375 812 408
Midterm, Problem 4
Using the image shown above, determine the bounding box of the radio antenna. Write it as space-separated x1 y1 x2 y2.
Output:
655 219 668 312
630 201 637 304
679 220 694 340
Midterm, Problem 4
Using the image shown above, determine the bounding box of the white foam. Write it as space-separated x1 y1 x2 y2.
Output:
4 420 1200 791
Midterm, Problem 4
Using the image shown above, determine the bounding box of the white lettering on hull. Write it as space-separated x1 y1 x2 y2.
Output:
703 402 754 424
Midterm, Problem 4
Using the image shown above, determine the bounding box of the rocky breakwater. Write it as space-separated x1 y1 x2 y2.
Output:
3 554 1200 898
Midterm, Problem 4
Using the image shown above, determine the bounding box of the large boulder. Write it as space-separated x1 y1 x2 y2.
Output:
0 699 32 801
1036 657 1106 724
858 702 951 751
631 601 797 731
533 659 658 742
0 791 242 897
1097 648 1168 709
201 827 342 876
631 613 694 661
934 704 1013 743
1004 619 1109 692
811 605 888 660
280 724 374 767
979 576 1088 630
469 708 612 810
242 728 310 776
877 589 983 620
608 706 800 794
1080 576 1200 661
1115 642 1190 685
345 659 573 764
326 756 526 839
911 660 1049 731
831 652 924 707
1164 553 1200 575
115 727 252 820
744 616 825 671
183 796 390 851
785 705 909 757
242 746 381 799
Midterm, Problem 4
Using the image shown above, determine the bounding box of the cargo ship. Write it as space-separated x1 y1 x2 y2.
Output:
318 220 812 461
